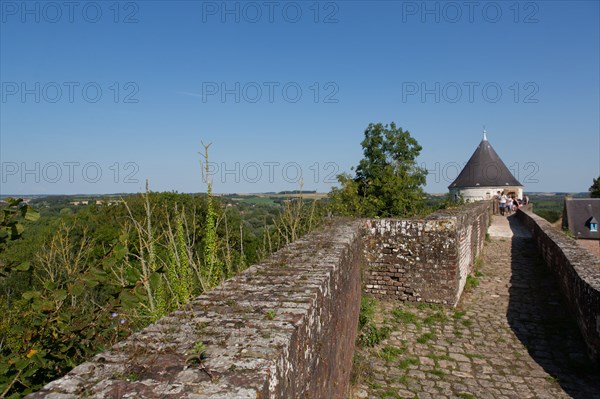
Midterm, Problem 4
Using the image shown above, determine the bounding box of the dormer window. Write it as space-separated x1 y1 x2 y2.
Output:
589 217 598 232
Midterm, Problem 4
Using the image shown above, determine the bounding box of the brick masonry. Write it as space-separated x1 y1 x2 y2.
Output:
363 201 492 306
26 220 364 399
517 208 600 364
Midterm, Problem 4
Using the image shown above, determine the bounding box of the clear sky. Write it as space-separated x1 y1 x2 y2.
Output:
1 0 599 195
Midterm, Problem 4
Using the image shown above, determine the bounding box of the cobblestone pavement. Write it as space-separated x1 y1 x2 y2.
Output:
351 216 600 399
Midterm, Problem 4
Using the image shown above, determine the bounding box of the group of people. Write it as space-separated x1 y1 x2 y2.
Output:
496 191 528 216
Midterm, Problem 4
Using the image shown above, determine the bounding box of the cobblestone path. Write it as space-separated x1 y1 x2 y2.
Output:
351 215 600 399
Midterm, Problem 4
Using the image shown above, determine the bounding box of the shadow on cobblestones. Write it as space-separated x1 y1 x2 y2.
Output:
507 217 600 398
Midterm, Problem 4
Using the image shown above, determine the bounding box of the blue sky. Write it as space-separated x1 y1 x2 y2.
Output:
1 0 599 195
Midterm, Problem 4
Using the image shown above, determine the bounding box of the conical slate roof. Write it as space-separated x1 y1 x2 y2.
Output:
448 136 522 189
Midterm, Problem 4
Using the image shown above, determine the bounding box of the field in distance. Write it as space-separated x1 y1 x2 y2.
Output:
221 191 327 206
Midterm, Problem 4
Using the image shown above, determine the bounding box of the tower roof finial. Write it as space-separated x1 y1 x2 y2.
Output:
483 126 487 141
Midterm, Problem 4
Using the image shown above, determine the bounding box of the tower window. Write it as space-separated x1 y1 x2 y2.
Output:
591 223 598 232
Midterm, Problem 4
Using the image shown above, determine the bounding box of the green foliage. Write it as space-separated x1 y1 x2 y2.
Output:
535 210 561 223
165 209 193 307
464 257 482 291
452 310 466 320
329 122 427 217
0 222 125 397
430 368 445 378
391 308 418 324
201 143 223 288
416 332 436 344
0 198 39 253
397 356 419 369
378 345 405 362
327 173 365 216
380 389 401 399
273 189 323 246
465 275 480 290
204 182 220 286
437 192 465 210
357 296 391 347
186 340 207 366
590 176 600 198
423 311 448 325
358 323 391 348
264 309 276 320
358 296 376 330
530 195 563 223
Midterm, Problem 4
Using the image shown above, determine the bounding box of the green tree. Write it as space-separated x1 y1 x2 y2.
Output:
329 122 427 217
589 176 600 198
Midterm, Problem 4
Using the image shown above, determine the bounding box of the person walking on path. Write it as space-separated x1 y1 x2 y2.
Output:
499 194 507 216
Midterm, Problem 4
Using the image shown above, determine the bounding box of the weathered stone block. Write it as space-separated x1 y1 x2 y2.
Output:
27 220 364 399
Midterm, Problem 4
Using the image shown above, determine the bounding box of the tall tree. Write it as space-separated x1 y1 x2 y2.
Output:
590 176 600 198
329 122 427 217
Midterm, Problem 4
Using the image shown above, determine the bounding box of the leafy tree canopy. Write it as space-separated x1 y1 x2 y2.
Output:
329 122 427 217
590 176 600 198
